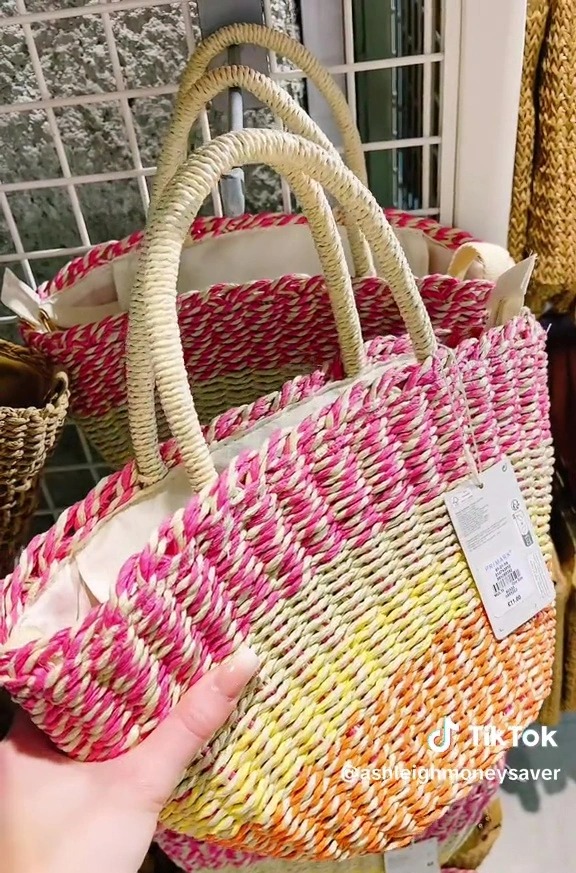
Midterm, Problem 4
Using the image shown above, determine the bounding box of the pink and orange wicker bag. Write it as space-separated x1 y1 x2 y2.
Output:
0 130 554 860
2 25 515 471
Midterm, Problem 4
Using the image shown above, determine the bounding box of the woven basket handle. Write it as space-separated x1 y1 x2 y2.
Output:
128 130 437 491
151 64 374 277
177 23 367 186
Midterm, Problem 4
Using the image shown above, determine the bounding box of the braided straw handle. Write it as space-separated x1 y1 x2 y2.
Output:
151 64 373 277
176 22 367 186
128 130 437 490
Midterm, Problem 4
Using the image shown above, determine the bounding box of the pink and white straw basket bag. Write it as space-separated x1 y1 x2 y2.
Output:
0 130 554 859
2 24 515 471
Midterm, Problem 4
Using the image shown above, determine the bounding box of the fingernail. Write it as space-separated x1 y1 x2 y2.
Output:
214 645 260 699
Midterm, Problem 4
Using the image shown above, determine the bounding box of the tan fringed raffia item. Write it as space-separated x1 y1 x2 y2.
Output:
508 0 576 315
0 340 68 578
538 544 571 726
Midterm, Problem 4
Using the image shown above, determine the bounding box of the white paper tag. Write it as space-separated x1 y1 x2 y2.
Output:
384 838 440 873
444 457 555 639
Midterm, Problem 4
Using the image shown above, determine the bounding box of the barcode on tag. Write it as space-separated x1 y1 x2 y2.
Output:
486 552 523 614
493 568 521 594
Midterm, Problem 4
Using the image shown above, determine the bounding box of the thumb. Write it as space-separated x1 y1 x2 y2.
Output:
124 645 259 806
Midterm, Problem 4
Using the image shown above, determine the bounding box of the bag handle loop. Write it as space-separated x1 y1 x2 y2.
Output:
175 23 368 186
151 64 374 277
128 130 437 491
446 242 515 282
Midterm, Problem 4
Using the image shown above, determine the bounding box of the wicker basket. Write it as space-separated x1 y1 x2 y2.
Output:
0 131 553 859
0 340 68 578
0 340 68 740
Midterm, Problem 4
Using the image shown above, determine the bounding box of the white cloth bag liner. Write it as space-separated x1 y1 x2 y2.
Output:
1 223 503 329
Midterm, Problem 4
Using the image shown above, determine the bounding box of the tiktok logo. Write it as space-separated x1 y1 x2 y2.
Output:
427 716 460 752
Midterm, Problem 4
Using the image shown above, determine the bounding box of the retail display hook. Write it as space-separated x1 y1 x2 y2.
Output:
196 0 268 216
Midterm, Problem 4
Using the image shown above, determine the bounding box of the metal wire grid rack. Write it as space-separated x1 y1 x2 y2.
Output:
0 0 456 536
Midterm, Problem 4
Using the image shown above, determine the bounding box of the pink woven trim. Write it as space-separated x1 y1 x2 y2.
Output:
23 273 493 419
424 778 498 844
4 320 550 617
37 210 477 299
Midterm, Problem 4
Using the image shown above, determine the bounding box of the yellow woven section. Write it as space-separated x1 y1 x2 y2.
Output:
509 0 576 314
162 551 475 832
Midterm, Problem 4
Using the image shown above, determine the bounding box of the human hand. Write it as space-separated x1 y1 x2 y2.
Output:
0 646 259 873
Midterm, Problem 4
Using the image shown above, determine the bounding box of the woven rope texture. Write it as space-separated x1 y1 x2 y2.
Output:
508 0 576 314
154 774 500 871
0 323 555 856
0 131 555 860
0 342 68 577
23 210 485 470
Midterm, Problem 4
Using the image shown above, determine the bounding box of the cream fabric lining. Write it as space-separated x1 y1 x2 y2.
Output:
6 357 412 649
1 224 486 329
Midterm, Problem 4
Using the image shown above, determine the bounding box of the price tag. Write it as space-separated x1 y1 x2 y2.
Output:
384 838 440 873
444 457 555 640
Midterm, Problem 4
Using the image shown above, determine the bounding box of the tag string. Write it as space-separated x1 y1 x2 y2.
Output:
439 347 483 488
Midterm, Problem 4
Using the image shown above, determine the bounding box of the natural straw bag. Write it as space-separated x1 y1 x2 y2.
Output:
0 130 554 859
6 26 516 470
0 341 68 739
0 340 68 577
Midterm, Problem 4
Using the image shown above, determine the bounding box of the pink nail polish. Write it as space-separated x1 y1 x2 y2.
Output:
215 645 260 699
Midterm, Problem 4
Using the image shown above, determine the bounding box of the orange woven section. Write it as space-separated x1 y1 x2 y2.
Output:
509 0 576 315
168 604 554 858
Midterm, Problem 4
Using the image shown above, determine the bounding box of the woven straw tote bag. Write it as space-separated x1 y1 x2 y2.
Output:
2 25 516 471
0 340 68 577
0 341 68 739
0 130 555 859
